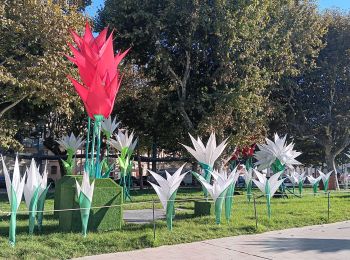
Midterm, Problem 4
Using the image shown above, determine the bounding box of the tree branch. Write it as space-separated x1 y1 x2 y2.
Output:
0 95 28 118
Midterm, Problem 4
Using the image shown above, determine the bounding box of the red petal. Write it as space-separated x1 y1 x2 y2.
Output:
67 75 89 102
95 27 108 49
83 22 94 45
114 48 130 66
70 30 83 48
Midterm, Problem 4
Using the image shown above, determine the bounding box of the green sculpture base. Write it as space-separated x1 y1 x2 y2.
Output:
194 201 214 217
54 175 123 232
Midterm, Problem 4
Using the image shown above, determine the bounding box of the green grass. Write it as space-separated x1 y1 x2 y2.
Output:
0 188 350 259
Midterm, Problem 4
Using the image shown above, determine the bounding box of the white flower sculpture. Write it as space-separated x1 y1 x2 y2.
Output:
148 164 188 230
76 172 95 236
182 133 228 197
242 166 254 202
1 156 26 246
182 133 228 169
57 133 84 175
288 170 306 196
193 168 239 224
318 170 333 192
254 133 301 172
109 130 138 155
57 133 84 154
23 159 49 234
308 175 322 195
253 169 284 218
101 116 120 138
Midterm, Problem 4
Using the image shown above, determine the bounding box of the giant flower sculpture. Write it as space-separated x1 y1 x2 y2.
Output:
23 159 50 234
182 133 228 197
254 133 301 173
1 156 26 246
66 22 129 120
252 169 284 218
148 164 188 230
66 22 129 179
193 168 239 224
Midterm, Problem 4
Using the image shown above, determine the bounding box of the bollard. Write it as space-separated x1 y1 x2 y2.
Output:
253 196 258 229
153 198 156 240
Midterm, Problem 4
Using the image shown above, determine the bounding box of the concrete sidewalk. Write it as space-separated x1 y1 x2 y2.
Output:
76 221 350 260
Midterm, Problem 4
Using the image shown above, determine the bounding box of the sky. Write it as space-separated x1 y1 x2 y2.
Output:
85 0 350 18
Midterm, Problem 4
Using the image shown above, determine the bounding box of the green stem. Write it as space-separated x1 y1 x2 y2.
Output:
9 209 16 246
93 115 104 178
9 187 17 246
225 183 235 222
199 163 213 199
90 121 96 177
247 180 252 202
84 117 91 173
215 191 226 224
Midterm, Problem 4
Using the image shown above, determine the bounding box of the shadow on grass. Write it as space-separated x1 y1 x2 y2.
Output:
0 213 57 221
0 222 60 236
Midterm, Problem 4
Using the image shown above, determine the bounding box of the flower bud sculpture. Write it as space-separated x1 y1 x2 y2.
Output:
76 172 95 236
193 168 239 224
308 175 322 195
288 170 306 196
318 170 333 193
1 156 26 246
253 169 284 219
148 164 188 230
23 159 50 234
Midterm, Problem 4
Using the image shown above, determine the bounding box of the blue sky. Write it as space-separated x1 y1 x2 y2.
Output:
86 0 350 18
318 0 350 10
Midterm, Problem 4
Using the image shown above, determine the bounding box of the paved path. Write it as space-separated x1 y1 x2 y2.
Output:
75 221 350 260
123 209 165 224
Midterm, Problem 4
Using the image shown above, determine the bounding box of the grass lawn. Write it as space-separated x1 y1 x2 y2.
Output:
0 187 350 259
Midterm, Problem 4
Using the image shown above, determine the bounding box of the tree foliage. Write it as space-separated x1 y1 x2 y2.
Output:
0 1 86 150
279 11 350 188
96 0 326 152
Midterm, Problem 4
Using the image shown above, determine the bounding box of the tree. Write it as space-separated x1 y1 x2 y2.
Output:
96 0 326 153
279 11 350 189
0 1 86 151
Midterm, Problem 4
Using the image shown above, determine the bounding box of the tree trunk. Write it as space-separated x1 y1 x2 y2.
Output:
137 150 143 190
151 140 157 172
325 153 339 190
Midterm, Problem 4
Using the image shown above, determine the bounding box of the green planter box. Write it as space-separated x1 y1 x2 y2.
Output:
194 201 214 216
54 175 123 232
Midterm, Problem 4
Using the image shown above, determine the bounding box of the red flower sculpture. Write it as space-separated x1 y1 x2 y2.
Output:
66 22 129 119
241 144 256 157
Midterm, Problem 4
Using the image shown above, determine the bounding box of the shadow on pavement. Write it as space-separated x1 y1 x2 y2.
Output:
244 237 350 253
